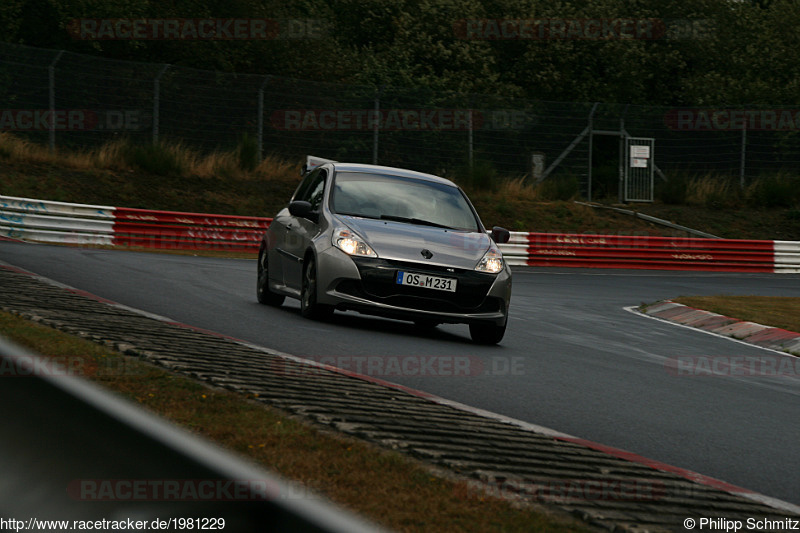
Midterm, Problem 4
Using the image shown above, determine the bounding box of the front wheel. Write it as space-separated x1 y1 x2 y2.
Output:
257 248 285 306
469 322 506 345
301 255 333 320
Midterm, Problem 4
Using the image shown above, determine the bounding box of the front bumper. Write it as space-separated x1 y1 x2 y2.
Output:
316 250 511 326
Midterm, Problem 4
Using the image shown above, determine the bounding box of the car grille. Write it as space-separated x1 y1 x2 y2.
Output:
336 258 502 314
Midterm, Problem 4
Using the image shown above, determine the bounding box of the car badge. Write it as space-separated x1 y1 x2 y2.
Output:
420 249 433 259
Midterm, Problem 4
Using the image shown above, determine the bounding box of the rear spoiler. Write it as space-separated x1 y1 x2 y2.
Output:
302 155 337 175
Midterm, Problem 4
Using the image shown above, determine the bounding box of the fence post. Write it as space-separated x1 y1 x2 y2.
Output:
587 103 596 201
48 50 65 152
372 87 383 165
152 64 170 145
618 104 629 203
258 75 270 162
541 102 596 183
740 119 747 188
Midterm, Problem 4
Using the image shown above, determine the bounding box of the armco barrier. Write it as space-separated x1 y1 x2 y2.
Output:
2 195 800 272
502 232 800 273
774 241 800 274
0 196 115 245
114 207 269 252
1 195 269 252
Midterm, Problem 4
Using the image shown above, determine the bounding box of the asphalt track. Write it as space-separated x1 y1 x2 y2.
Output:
2 241 799 506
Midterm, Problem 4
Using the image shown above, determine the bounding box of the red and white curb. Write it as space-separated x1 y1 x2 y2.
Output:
2 260 799 516
639 301 800 357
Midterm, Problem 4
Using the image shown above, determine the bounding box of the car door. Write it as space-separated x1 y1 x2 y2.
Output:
281 168 327 290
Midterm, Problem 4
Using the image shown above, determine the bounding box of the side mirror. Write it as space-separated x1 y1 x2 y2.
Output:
289 200 317 222
491 226 510 244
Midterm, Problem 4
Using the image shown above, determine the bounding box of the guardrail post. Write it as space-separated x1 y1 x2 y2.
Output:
48 50 65 152
152 64 170 145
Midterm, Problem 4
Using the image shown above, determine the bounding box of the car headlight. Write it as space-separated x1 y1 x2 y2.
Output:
475 248 504 273
333 227 377 257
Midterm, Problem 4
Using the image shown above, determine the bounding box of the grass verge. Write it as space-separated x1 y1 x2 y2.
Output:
671 296 800 333
0 310 589 533
4 133 800 240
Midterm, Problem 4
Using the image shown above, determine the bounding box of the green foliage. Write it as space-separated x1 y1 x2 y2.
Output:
458 159 499 191
657 175 688 205
124 142 186 176
495 200 512 218
785 209 800 221
538 176 579 201
703 190 731 210
2 0 799 106
747 175 800 208
237 133 259 172
654 173 800 209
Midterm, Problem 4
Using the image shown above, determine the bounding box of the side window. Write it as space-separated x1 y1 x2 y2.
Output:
298 169 327 210
292 168 320 203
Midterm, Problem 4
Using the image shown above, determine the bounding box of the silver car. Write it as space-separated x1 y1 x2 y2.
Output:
257 163 512 344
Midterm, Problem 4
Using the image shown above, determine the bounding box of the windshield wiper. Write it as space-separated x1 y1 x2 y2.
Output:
379 214 454 229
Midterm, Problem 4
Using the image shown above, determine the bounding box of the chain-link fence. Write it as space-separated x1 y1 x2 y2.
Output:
2 41 799 200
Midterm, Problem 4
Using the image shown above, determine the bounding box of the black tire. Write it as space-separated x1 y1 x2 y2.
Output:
257 248 285 306
469 322 506 345
301 255 333 320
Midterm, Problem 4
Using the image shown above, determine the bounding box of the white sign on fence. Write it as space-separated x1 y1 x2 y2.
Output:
630 145 650 159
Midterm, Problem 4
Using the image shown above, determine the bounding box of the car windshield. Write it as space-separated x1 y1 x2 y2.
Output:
331 172 481 232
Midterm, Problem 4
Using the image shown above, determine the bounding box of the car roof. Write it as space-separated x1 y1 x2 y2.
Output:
330 163 458 188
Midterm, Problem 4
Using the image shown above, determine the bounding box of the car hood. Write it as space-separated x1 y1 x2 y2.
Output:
338 215 492 269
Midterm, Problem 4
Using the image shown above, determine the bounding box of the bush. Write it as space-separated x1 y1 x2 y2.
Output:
747 175 800 208
457 159 498 191
537 176 579 201
784 209 800 220
657 175 688 205
237 133 259 172
680 174 742 209
124 142 187 176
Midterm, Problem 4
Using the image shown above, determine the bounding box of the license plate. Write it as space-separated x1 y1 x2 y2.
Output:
396 271 457 292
